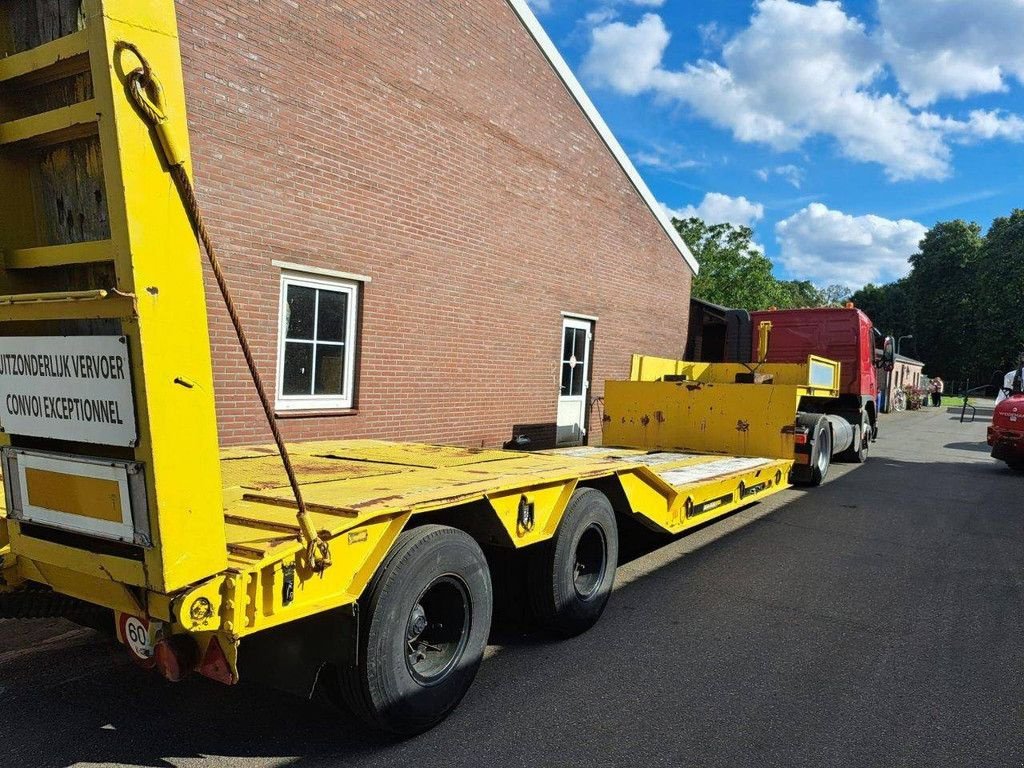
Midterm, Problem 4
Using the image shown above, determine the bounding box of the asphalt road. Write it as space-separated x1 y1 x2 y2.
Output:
1 407 1021 767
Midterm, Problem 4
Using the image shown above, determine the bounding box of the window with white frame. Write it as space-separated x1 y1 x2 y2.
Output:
276 271 359 411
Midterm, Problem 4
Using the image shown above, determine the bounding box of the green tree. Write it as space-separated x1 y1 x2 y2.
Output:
775 280 824 308
849 279 914 340
977 209 1024 376
906 220 983 379
820 284 853 306
674 217 784 310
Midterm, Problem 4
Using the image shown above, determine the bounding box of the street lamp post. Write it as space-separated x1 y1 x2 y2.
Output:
897 335 913 356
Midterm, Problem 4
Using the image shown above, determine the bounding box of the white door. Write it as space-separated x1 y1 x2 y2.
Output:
557 317 593 446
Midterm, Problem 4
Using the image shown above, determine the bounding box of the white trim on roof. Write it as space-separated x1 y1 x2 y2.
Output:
505 0 699 276
895 354 925 366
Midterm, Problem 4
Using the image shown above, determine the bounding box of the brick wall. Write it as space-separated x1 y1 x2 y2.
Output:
174 0 692 448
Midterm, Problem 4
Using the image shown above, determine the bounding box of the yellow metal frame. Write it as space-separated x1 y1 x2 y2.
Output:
608 353 840 458
0 1 225 593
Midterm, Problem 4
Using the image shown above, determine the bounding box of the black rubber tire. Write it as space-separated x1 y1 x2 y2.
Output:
338 525 492 736
792 416 832 487
838 413 870 463
527 487 619 638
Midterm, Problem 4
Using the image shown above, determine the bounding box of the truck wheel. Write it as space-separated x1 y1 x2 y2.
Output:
528 487 619 638
838 413 870 463
338 525 492 735
792 416 832 487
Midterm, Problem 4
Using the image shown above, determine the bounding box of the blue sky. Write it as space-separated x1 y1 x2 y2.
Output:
525 0 1024 289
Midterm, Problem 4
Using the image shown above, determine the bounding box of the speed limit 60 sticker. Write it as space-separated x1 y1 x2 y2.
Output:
117 612 156 668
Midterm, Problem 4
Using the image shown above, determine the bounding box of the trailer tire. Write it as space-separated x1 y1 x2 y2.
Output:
527 487 618 638
792 415 832 487
338 525 492 736
838 413 870 464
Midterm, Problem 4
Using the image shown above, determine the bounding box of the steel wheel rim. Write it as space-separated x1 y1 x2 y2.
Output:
817 428 831 473
405 575 471 686
572 523 607 600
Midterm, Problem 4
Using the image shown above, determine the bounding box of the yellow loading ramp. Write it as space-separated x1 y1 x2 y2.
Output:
604 354 842 458
159 440 791 645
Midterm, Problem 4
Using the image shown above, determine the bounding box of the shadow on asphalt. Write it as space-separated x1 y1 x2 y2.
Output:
944 440 992 453
1 452 1021 768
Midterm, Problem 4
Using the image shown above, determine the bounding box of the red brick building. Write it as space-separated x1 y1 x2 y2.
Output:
175 0 697 448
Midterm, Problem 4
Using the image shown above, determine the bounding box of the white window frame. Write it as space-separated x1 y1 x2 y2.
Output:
275 269 360 411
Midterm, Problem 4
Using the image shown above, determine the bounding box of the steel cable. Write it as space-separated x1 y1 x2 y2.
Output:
117 42 331 572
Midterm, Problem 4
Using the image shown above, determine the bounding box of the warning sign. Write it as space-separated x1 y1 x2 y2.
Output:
0 336 137 447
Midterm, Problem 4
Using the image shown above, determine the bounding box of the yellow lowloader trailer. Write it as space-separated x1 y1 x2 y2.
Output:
0 1 844 735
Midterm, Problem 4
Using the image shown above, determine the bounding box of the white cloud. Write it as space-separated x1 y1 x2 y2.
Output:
959 110 1024 142
663 192 765 228
583 9 618 26
775 203 927 288
698 21 726 53
581 13 670 95
580 2 1024 182
757 164 804 188
548 0 664 14
916 108 1024 144
878 0 1024 107
633 144 704 172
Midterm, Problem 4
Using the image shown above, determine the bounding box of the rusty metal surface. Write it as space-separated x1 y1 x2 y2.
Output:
219 441 623 563
220 439 795 567
220 454 402 491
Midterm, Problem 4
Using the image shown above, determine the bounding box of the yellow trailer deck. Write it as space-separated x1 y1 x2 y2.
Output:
1 438 796 636
220 439 793 579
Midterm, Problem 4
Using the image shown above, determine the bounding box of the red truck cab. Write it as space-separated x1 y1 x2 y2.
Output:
750 306 884 439
751 307 879 397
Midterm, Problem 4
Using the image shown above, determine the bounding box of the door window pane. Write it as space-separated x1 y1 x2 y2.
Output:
286 285 316 340
282 342 313 395
561 325 589 398
571 371 583 396
314 344 346 395
317 291 348 343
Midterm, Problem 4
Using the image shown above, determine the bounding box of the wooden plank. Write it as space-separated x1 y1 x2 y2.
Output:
0 29 87 83
0 0 85 56
32 135 110 246
4 239 114 269
2 67 93 124
0 98 97 146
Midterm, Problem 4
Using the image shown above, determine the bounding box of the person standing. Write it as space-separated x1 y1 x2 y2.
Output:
996 350 1024 404
930 376 944 407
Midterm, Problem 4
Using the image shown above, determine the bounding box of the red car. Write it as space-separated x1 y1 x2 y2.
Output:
988 393 1024 471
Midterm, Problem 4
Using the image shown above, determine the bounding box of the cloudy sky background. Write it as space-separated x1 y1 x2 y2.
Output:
525 0 1024 288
